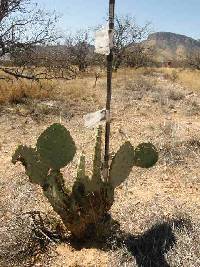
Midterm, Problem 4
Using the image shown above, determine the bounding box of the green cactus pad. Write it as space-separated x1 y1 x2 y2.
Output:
92 126 103 185
109 142 135 188
12 145 49 185
134 143 158 168
76 153 90 190
77 153 86 181
36 123 76 169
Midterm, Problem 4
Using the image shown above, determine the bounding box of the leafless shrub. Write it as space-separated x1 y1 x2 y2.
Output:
65 30 93 72
112 15 151 71
0 0 79 81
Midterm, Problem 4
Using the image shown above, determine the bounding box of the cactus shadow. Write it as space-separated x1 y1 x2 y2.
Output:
68 217 191 267
115 218 191 267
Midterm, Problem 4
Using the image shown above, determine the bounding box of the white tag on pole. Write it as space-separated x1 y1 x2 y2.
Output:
95 25 113 55
84 109 106 128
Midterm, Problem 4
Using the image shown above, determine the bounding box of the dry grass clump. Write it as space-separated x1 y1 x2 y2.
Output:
56 79 97 102
158 68 200 92
162 69 179 83
178 69 200 92
0 76 98 105
0 67 199 106
125 76 155 93
0 79 57 104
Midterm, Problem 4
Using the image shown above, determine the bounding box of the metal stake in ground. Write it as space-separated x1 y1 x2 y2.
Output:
104 0 115 182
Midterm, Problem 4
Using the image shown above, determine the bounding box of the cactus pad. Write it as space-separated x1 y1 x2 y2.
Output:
36 123 76 169
77 153 86 181
91 126 103 190
12 145 49 185
75 153 90 193
109 142 135 188
134 143 158 168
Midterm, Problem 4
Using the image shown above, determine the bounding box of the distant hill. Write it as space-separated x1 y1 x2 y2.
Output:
145 32 200 62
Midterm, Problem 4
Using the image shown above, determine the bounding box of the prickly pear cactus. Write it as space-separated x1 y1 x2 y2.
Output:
109 142 135 188
12 123 158 239
36 123 76 169
134 143 158 168
12 146 49 186
109 141 158 188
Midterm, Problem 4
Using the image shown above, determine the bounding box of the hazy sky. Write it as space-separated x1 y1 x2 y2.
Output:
37 0 200 39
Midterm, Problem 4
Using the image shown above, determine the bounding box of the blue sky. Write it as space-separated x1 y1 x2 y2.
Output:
37 0 200 39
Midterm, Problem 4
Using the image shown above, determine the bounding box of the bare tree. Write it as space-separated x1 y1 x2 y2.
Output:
0 0 63 80
113 15 151 71
9 44 79 80
65 30 93 72
124 43 155 68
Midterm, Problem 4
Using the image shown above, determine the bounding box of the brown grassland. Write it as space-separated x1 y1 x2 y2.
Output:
0 67 200 266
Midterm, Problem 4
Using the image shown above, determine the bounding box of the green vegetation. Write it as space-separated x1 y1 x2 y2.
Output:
12 123 158 239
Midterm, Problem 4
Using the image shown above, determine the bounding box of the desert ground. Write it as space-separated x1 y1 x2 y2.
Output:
0 68 199 266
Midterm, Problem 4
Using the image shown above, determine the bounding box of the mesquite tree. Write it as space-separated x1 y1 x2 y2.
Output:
113 15 151 71
0 0 68 80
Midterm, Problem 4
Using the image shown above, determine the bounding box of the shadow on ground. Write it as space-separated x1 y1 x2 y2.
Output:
122 219 190 267
69 217 191 267
7 212 191 267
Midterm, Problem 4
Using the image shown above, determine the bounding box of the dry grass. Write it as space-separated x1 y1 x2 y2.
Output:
0 67 199 106
0 79 54 103
158 67 200 91
0 75 99 105
178 69 200 91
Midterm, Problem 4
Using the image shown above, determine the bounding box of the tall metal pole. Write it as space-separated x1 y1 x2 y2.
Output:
104 0 115 182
